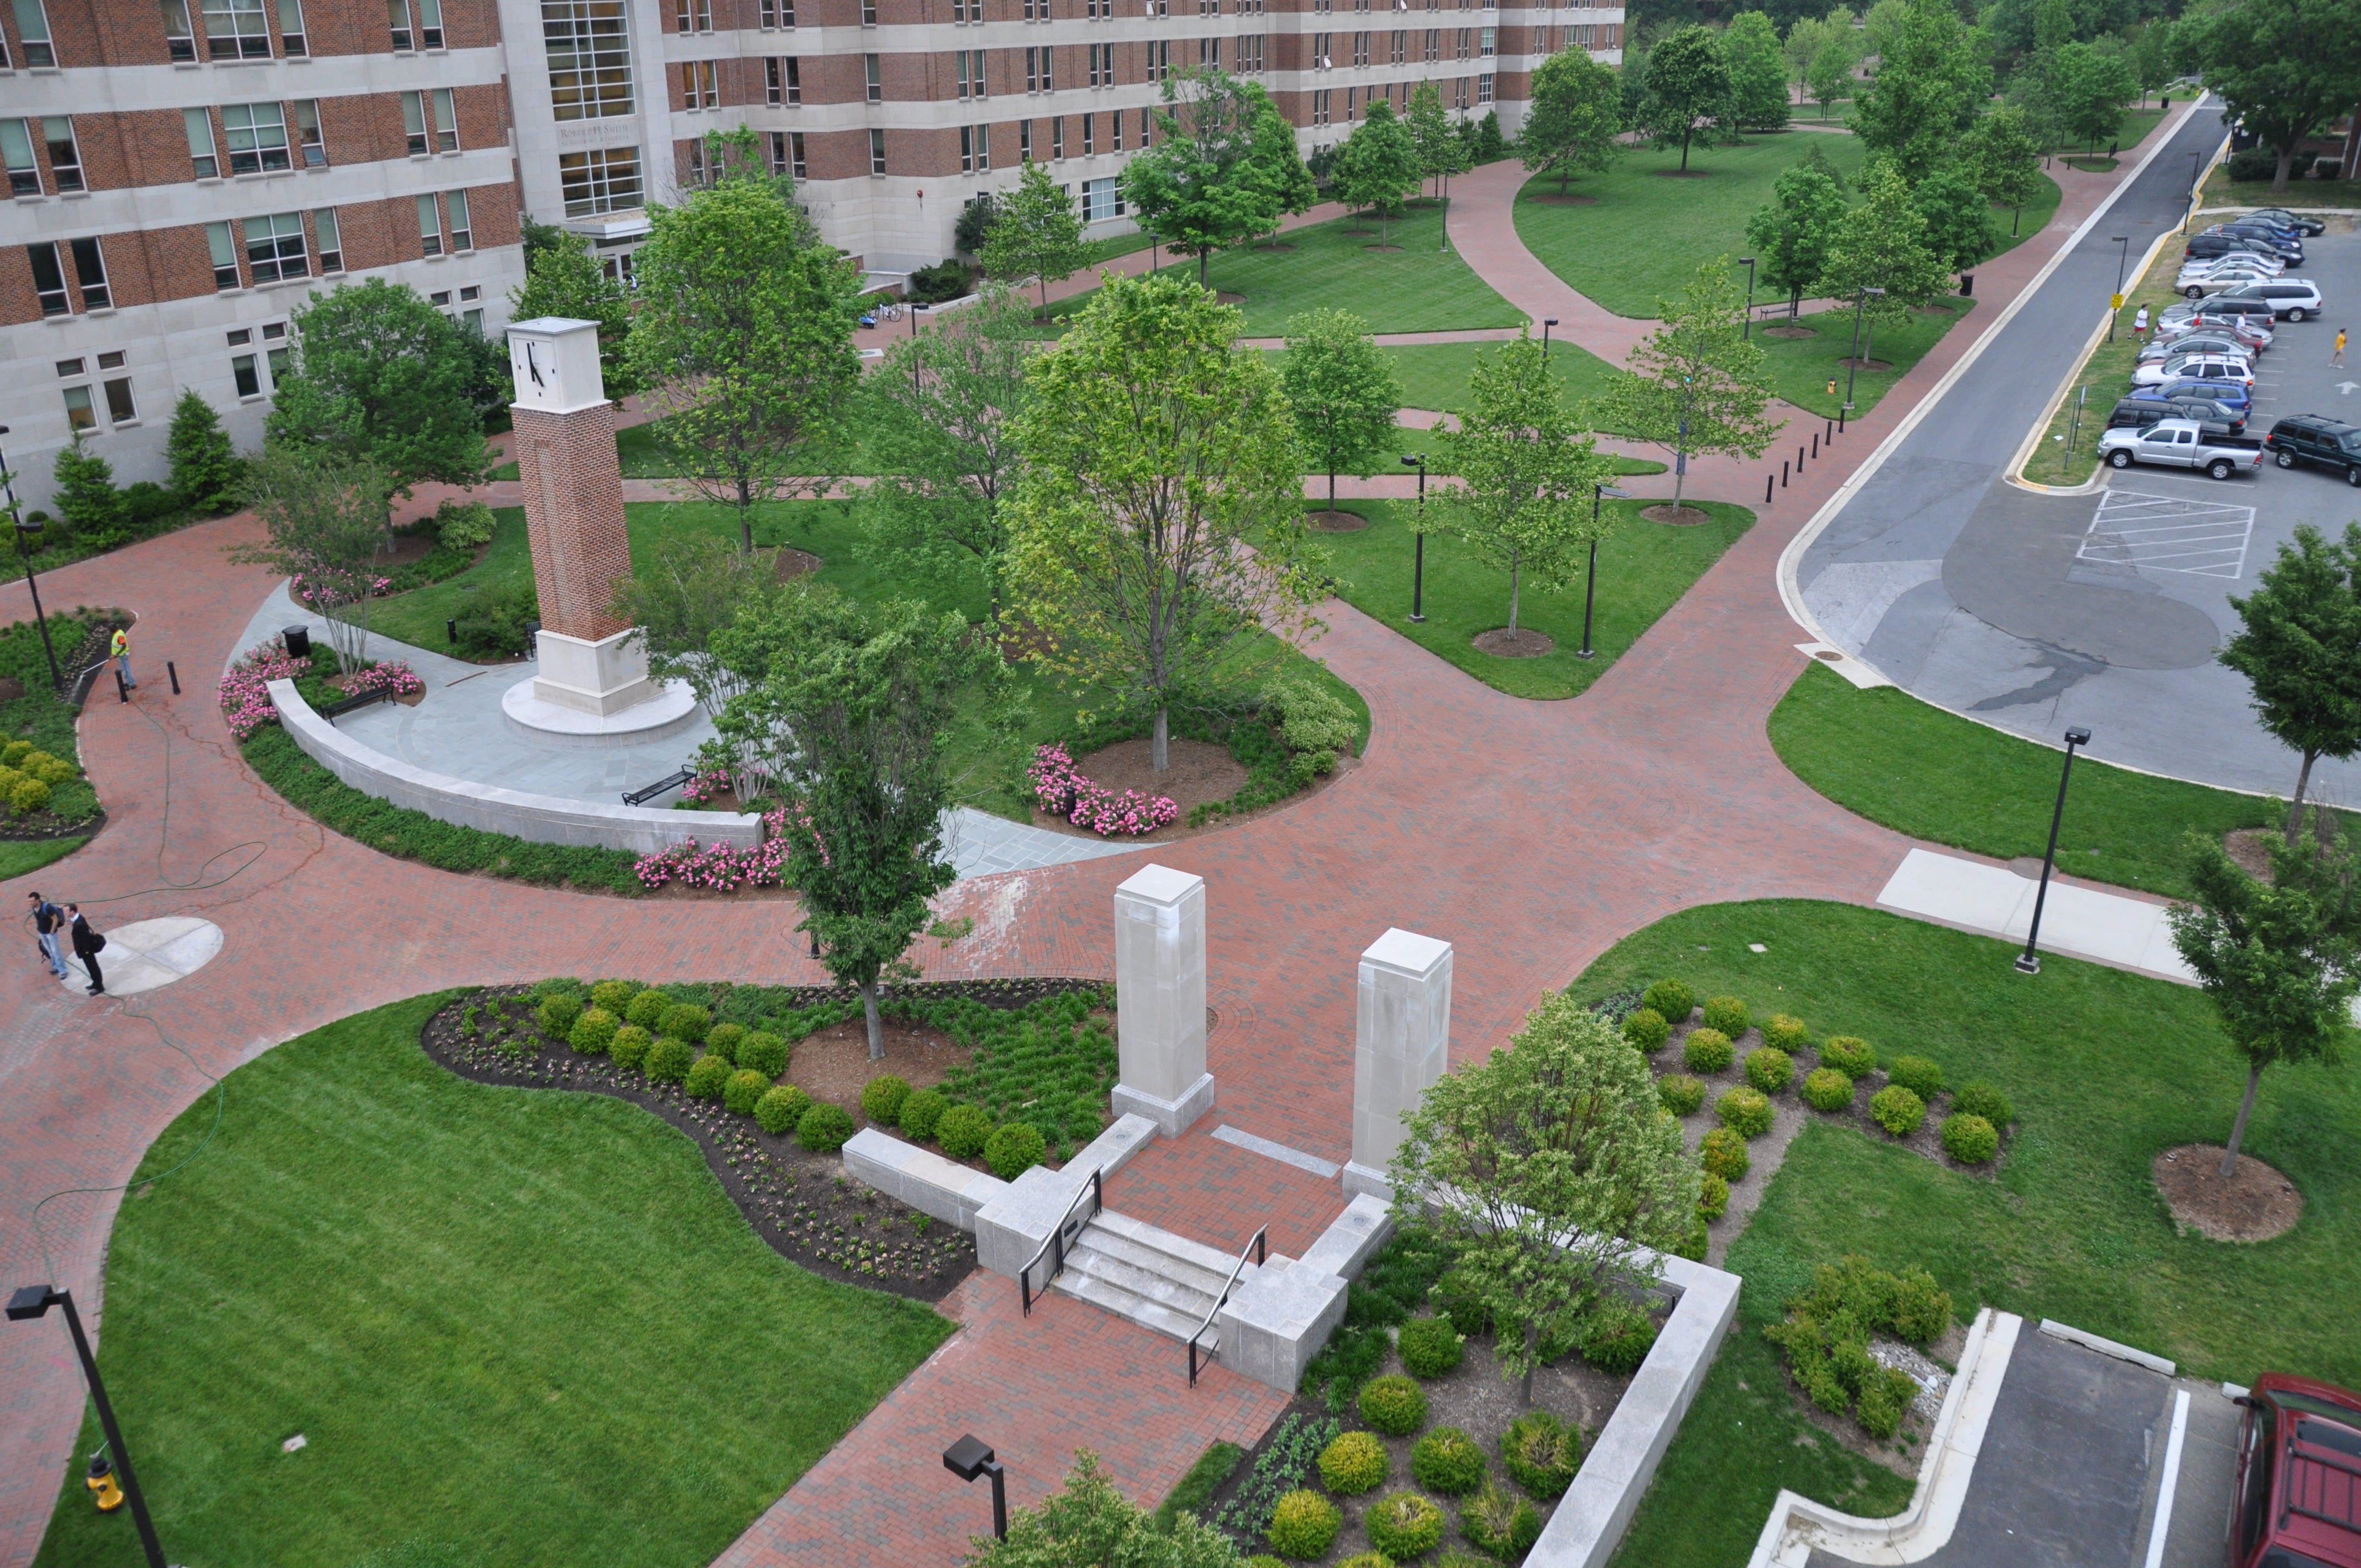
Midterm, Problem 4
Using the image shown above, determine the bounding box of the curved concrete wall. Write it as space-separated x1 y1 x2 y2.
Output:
266 678 764 857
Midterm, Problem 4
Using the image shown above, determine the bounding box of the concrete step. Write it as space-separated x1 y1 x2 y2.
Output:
1091 1209 1263 1282
1067 1224 1239 1302
1054 1265 1221 1348
1064 1240 1222 1320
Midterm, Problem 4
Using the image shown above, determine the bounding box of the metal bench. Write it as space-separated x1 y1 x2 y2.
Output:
317 686 396 723
622 768 695 807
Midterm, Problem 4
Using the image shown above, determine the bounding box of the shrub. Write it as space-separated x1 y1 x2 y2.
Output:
938 1103 993 1158
1801 1067 1855 1112
1658 1074 1706 1116
796 1102 857 1152
1888 1054 1944 1099
684 1052 733 1099
1412 1428 1485 1496
1858 1365 1922 1439
1698 1169 1729 1221
755 1084 812 1135
537 993 583 1038
1869 1084 1926 1137
1459 1481 1541 1561
567 1008 618 1054
1953 1080 2014 1126
2227 145 2276 182
862 1074 913 1125
723 1069 772 1115
11 776 49 815
907 258 976 303
1766 1256 1954 1438
736 1030 789 1078
1762 1013 1810 1052
1941 1112 2000 1164
1675 1216 1709 1261
1399 1315 1465 1378
1367 1490 1447 1559
1248 1560 1288 1568
1683 1027 1734 1074
1579 1303 1658 1374
0 741 28 766
1716 1085 1773 1139
899 1088 949 1141
624 989 670 1029
434 496 497 551
1641 978 1694 1022
1890 1266 1952 1343
1338 1556 1390 1568
590 979 639 1013
1700 1126 1750 1182
657 1003 710 1042
1622 1008 1670 1053
31 754 73 787
1432 1270 1489 1338
644 1035 696 1083
1818 1035 1876 1076
1267 675 1361 781
1501 1411 1580 1500
1318 1430 1389 1495
704 1022 745 1064
1744 1047 1795 1095
1358 1374 1428 1436
451 580 539 659
1701 994 1749 1035
985 1121 1047 1179
1266 1489 1342 1560
610 1024 651 1071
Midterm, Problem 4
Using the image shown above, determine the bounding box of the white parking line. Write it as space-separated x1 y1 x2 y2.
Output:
2081 489 2258 578
2141 1390 2192 1568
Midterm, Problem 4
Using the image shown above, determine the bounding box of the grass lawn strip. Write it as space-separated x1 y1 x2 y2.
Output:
2016 230 2186 487
1754 297 1977 421
30 995 953 1568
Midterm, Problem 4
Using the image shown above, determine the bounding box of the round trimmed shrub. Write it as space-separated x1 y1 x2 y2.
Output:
704 1022 745 1064
1459 1481 1542 1561
1 739 28 766
589 979 638 1014
1500 1411 1580 1500
610 1025 652 1071
1887 1054 1944 1099
1701 994 1749 1036
736 1030 790 1078
657 1003 710 1043
1338 1556 1391 1568
1399 1315 1465 1378
1412 1428 1485 1496
1433 1271 1489 1338
624 989 670 1029
938 1103 993 1159
1318 1429 1388 1495
1579 1304 1659 1375
1367 1490 1447 1559
567 1007 618 1055
1622 1008 1670 1053
1699 1126 1750 1182
724 1069 773 1115
30 755 70 787
1762 1013 1810 1052
1941 1112 2000 1164
755 1084 812 1135
1683 1027 1734 1074
985 1121 1047 1179
1953 1080 2014 1127
796 1102 857 1152
537 993 583 1038
1870 1084 1927 1137
1358 1374 1429 1436
684 1052 733 1100
1744 1047 1795 1095
1658 1074 1706 1116
1698 1169 1729 1221
1818 1035 1877 1077
1641 978 1694 1022
1248 1559 1289 1568
1675 1216 1709 1262
1266 1489 1341 1560
862 1074 912 1126
644 1035 697 1084
2 775 37 817
1800 1067 1855 1113
899 1088 949 1142
1716 1085 1773 1139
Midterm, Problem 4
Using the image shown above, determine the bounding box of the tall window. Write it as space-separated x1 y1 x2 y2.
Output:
1422 26 1437 58
388 0 442 48
1454 25 1467 56
32 117 82 192
1477 70 1492 101
28 243 68 314
952 0 972 19
314 206 342 271
223 103 290 174
1 119 38 195
206 222 240 288
162 0 197 59
864 53 881 100
1351 29 1367 63
404 89 458 154
1312 30 1330 64
674 0 709 30
416 192 443 255
1024 0 1041 17
69 236 109 308
956 48 983 99
559 145 642 215
1147 37 1167 79
1087 0 1106 17
1237 32 1262 69
681 59 716 109
12 0 56 65
447 188 472 250
1019 118 1031 158
545 0 634 121
1025 44 1049 91
1111 103 1122 148
1086 41 1109 85
868 127 886 173
1478 24 1492 55
960 123 989 172
275 0 305 52
246 210 307 279
62 385 97 433
202 0 269 58
1452 74 1467 108
294 99 325 165
759 0 793 24
768 57 799 102
1081 111 1094 154
1051 114 1064 157
1311 87 1331 125
1389 29 1403 61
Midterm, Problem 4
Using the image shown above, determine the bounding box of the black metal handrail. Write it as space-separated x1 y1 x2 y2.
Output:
1187 1224 1267 1387
1018 1168 1102 1316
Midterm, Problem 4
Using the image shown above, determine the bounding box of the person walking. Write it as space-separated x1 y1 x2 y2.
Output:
67 903 104 995
26 891 68 980
2335 328 2348 368
2133 305 2150 343
109 625 134 690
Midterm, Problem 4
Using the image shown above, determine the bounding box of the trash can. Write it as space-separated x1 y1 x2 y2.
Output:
1960 274 1974 298
282 625 312 659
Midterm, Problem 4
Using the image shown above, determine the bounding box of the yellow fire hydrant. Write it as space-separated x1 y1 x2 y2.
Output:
85 1453 123 1512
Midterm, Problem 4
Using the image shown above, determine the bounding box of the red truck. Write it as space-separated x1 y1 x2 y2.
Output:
2229 1374 2361 1568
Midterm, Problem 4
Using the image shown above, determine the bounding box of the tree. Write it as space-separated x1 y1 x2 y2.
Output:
861 284 1035 624
508 225 638 398
1637 25 1731 171
2219 523 2361 840
1721 12 1793 131
1244 88 1319 238
2127 20 2172 107
610 533 780 799
627 138 864 552
1432 334 1614 636
1807 34 1858 121
2170 830 2358 1178
1911 166 2001 275
1389 993 1699 1404
1122 67 1273 286
264 277 491 496
49 437 127 550
164 390 242 516
1965 104 2046 233
1597 257 1779 513
965 1450 1243 1568
982 158 1089 317
1281 309 1403 515
1407 79 1465 199
1745 157 1851 317
1003 273 1321 774
715 587 1019 1059
1521 48 1625 193
2050 40 2136 153
2173 0 2361 193
1329 99 1424 246
1851 0 1993 180
229 445 393 671
1819 162 1951 328
1787 10 1856 110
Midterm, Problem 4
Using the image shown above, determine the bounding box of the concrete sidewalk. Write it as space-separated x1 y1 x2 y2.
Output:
1875 847 2195 981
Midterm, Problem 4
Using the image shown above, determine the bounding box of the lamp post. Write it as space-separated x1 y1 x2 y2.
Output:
944 1434 1009 1541
1842 287 1885 412
1577 483 1631 658
2015 726 2093 976
907 301 929 391
1541 318 1558 360
0 428 61 691
1739 255 1758 339
1401 454 1427 622
2184 149 2202 233
2107 235 2130 341
7 1287 167 1568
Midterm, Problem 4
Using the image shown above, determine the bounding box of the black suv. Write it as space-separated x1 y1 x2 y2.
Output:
2112 397 2244 438
2265 415 2361 484
2187 233 2284 263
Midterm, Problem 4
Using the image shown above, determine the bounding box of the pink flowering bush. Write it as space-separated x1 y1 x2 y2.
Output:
218 638 316 741
1028 744 1178 838
632 807 792 891
336 661 425 700
679 769 733 805
290 570 394 605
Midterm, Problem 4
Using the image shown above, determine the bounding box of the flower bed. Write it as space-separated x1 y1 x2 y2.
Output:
1029 743 1178 837
632 807 792 891
218 636 423 742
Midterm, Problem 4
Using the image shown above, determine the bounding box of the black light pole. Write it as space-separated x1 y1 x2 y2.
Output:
907 301 929 391
944 1434 1008 1540
1541 317 1558 360
2184 149 2202 233
1577 483 1631 659
2107 235 2130 341
1739 255 1758 339
1401 454 1427 622
1842 287 1885 412
2015 726 2094 976
7 1287 167 1568
0 429 61 691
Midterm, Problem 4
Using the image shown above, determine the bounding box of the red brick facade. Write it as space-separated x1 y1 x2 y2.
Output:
514 404 634 643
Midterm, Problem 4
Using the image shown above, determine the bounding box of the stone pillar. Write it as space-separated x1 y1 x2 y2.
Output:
1342 928 1452 1200
1108 863 1215 1137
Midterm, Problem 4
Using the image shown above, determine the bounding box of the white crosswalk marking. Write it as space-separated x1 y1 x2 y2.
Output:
2079 488 2257 579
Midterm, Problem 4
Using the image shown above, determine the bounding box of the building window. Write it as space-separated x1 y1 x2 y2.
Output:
62 385 97 433
960 123 985 172
2 119 39 195
223 102 291 175
27 243 68 314
1198 34 1217 66
956 48 983 99
861 0 874 21
40 117 83 192
1024 0 1041 17
1019 117 1031 158
103 378 137 424
197 0 264 59
1389 28 1403 61
559 145 641 215
414 192 442 255
68 236 108 309
1311 88 1330 125
682 58 717 110
1244 32 1265 69
1423 26 1437 59
1477 70 1492 101
1026 44 1048 92
1351 29 1367 63
446 188 471 251
1051 114 1064 157
1087 40 1109 85
765 128 787 172
1081 175 1121 220
1147 37 1168 79
545 0 635 121
1112 104 1122 148
463 307 483 332
1312 30 1330 64
868 127 886 173
759 0 793 24
429 288 450 306
674 0 709 31
12 0 56 64
232 354 262 398
1478 24 1492 55
768 56 799 103
864 52 881 100
403 89 459 154
243 210 306 280
314 206 341 271
162 0 196 60
1087 0 1106 15
1453 74 1467 109
1081 111 1093 154
685 134 707 185
386 0 442 48
206 220 240 288
952 0 972 19
293 99 324 165
274 0 305 52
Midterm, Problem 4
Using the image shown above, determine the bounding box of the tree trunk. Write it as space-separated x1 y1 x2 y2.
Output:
1151 705 1169 772
1200 248 1211 288
1329 463 1339 510
2273 149 2294 194
1520 1318 1539 1407
859 980 885 1061
1671 447 1687 509
1040 273 1051 320
1508 556 1522 632
1680 126 1693 172
737 477 755 553
2221 1061 2264 1176
2288 748 2319 841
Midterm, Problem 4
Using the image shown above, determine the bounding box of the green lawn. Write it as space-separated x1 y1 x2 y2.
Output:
0 836 86 881
1769 663 2280 900
615 420 877 480
30 995 953 1568
1378 340 1622 415
1586 900 2361 1566
1755 297 1977 420
2202 169 2361 209
1309 496 1752 699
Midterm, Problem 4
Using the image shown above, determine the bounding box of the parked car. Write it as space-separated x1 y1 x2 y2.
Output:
2174 296 2280 329
2245 206 2327 237
2132 352 2253 388
2180 252 2286 279
2265 415 2361 485
2209 222 2305 260
2145 378 2255 417
2159 302 2277 342
2109 396 2243 438
2187 233 2287 263
2226 1374 2361 1568
2180 269 2283 298
2098 419 2264 478
2221 280 2325 320
2140 333 2255 364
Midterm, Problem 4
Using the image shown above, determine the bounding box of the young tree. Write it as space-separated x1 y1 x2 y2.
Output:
627 135 866 552
1122 67 1272 286
1244 89 1319 238
982 158 1090 317
714 587 1020 1060
1281 309 1403 515
1808 35 1859 122
2172 0 2361 193
1721 12 1793 132
508 224 638 398
1912 166 2001 276
2051 40 2137 153
1637 25 1731 171
1785 14 1830 104
1965 104 2046 234
610 533 780 799
1597 257 1780 513
965 1450 1243 1568
1745 157 1851 318
49 437 127 550
164 390 243 516
229 446 394 670
1521 48 1625 194
1407 79 1464 199
1851 0 1993 179
265 276 492 497
1390 993 1700 1405
1819 162 1952 327
1003 273 1321 774
2219 523 2361 840
1329 98 1425 246
2128 20 2173 107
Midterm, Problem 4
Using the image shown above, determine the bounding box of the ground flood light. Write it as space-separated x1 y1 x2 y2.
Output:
944 1433 1008 1540
2016 726 2094 976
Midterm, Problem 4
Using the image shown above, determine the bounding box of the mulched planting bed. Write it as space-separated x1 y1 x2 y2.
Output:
1473 627 1555 658
1641 504 1714 525
2154 1144 2303 1242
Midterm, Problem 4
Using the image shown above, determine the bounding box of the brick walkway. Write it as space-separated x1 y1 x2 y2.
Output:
0 116 2178 1567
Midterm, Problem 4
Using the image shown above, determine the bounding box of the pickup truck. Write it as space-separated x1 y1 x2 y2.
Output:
2097 418 2265 480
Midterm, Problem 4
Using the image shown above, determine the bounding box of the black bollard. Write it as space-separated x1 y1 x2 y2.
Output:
166 661 181 695
1766 475 1775 504
115 671 129 704
447 617 458 646
1782 460 1790 487
1811 433 1819 459
1838 408 1847 435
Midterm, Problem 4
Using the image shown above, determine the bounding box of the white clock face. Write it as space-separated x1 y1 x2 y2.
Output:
514 339 550 394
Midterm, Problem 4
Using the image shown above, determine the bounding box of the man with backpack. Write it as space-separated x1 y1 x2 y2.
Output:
25 890 67 980
67 904 104 995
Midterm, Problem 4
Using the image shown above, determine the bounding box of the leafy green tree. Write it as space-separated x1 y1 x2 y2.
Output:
1808 34 1858 121
1521 48 1625 193
965 1450 1243 1568
1851 0 1993 179
1281 309 1402 514
2172 0 2361 193
1407 79 1465 199
2051 40 2137 152
610 533 780 799
1861 0 1912 64
1122 67 1273 286
508 225 638 398
49 437 127 549
1965 104 2046 233
265 277 491 496
1787 10 1856 108
1330 98 1425 245
982 158 1089 317
2219 523 2361 839
1721 12 1793 131
1637 25 1731 171
229 445 393 669
1912 166 2001 274
2128 19 2172 106
1003 273 1321 774
164 389 242 516
1819 162 1951 327
627 141 864 552
1597 257 1779 513
1244 88 1319 238
1745 157 1851 317
715 586 1019 1060
1390 993 1699 1404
